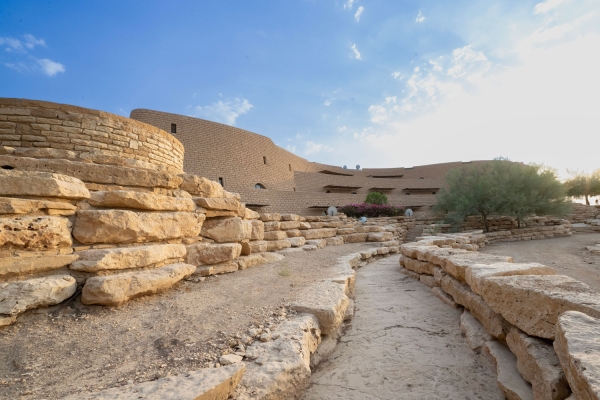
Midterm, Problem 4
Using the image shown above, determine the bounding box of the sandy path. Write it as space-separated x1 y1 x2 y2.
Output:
480 233 600 292
302 256 503 400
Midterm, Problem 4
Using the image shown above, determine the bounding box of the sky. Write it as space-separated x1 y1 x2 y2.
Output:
1 0 599 179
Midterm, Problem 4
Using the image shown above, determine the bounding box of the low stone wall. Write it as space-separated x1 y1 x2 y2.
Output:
399 235 600 399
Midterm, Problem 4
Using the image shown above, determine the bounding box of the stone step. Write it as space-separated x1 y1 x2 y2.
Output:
484 341 534 400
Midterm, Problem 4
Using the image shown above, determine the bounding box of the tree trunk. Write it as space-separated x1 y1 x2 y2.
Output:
482 213 489 232
586 194 590 205
517 217 521 229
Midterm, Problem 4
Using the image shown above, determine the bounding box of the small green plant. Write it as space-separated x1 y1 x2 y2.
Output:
365 191 388 205
278 264 291 277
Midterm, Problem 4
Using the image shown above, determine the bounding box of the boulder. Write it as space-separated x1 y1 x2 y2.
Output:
266 239 292 251
89 191 195 211
289 237 306 247
186 242 242 265
285 229 302 238
0 170 90 199
194 197 240 211
325 236 344 246
478 275 600 339
465 262 557 296
247 241 268 254
341 233 368 243
461 310 492 351
506 327 571 400
484 341 535 400
263 221 281 232
260 252 285 263
423 247 469 266
291 281 348 334
244 208 260 220
367 232 393 242
1 254 78 277
420 274 440 288
554 311 600 400
400 243 440 259
0 216 72 250
196 261 238 276
71 244 185 272
404 258 435 275
299 222 311 230
0 197 77 215
179 174 224 198
237 254 269 270
280 221 300 230
305 239 326 249
0 275 77 316
264 231 288 241
81 263 196 306
259 213 281 222
281 214 303 221
201 217 247 243
300 228 338 240
73 210 204 244
249 220 265 241
444 253 514 282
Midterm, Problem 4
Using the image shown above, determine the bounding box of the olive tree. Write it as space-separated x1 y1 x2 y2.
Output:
563 169 600 205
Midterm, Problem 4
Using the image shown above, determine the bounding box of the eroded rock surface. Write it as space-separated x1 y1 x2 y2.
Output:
70 244 185 272
0 275 77 316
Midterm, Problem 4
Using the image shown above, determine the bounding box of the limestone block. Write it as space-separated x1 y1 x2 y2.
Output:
63 364 245 400
400 243 439 259
260 252 285 263
326 236 344 246
81 263 195 306
285 229 302 238
291 281 349 334
341 233 368 243
0 155 182 189
196 261 239 276
306 239 326 249
1 254 78 277
461 310 492 351
280 221 300 230
554 311 600 400
367 232 393 242
186 242 242 266
244 208 260 220
404 258 435 275
337 228 356 235
240 241 251 256
248 241 268 254
201 217 247 243
289 237 306 247
281 214 303 221
205 210 237 218
420 274 440 288
249 220 265 241
73 210 204 244
179 174 224 198
442 275 510 339
264 231 288 241
89 191 195 211
241 219 253 240
266 239 292 251
424 247 469 266
0 197 77 215
507 327 570 400
299 222 311 230
0 170 90 199
263 221 281 232
0 216 72 250
300 228 338 240
484 341 535 400
0 275 77 316
237 254 268 270
194 197 240 212
377 247 390 255
466 262 557 296
259 213 281 222
71 244 185 272
0 315 17 327
432 287 458 308
478 275 600 339
444 253 514 282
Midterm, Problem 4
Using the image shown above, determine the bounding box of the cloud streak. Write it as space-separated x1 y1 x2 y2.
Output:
191 97 253 125
349 43 361 59
355 6 364 22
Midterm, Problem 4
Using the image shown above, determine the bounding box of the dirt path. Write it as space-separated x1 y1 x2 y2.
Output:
480 232 600 292
302 256 503 400
0 243 377 400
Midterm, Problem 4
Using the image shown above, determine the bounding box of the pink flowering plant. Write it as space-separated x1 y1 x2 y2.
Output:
338 203 405 218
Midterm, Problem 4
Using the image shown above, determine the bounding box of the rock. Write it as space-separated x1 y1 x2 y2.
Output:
325 236 344 246
442 274 510 339
71 244 186 272
400 243 440 259
291 281 349 334
465 262 557 296
196 261 238 276
367 232 394 242
280 221 300 230
0 155 182 189
249 220 264 241
260 252 285 263
0 275 77 316
179 174 224 198
186 242 242 265
554 311 600 400
310 329 341 369
0 216 72 250
401 268 421 280
237 254 268 270
300 228 338 240
0 170 90 199
444 253 514 282
247 241 268 254
484 341 535 400
299 222 311 230
420 274 440 288
63 363 245 400
263 221 281 232
303 245 318 251
244 208 260 220
259 213 281 222
1 254 78 277
73 210 204 244
0 315 17 327
478 275 600 339
266 239 292 251
305 239 326 249
432 287 458 308
194 197 240 212
89 190 195 211
461 310 492 351
377 247 390 255
341 233 368 243
507 327 571 400
404 258 435 275
201 217 247 243
264 231 288 241
81 263 196 306
0 197 77 215
423 247 469 266
289 237 306 247
205 210 237 218
281 214 303 221
220 354 243 365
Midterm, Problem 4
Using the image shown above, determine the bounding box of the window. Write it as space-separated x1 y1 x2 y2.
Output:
432 192 437 195
263 156 267 164
289 164 292 171
255 183 266 189
171 123 177 134
351 191 357 194
405 192 411 195
218 177 224 187
419 177 424 179
326 190 331 193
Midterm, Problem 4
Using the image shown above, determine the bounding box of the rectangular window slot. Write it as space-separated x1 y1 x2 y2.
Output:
171 123 177 134
218 177 224 187
263 156 267 164
289 164 292 171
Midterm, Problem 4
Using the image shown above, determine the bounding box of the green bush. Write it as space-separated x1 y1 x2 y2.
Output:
365 192 388 205
339 203 404 218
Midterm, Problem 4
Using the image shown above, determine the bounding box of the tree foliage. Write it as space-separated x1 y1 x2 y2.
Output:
434 161 570 232
563 169 600 205
365 191 388 205
339 203 404 218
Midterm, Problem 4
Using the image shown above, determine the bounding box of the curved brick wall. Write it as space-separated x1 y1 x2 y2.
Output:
0 99 184 173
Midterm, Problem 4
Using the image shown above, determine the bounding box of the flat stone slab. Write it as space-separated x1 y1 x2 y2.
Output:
89 190 195 211
194 197 240 212
71 244 185 272
0 169 90 199
185 242 241 266
444 253 513 282
1 254 78 277
0 197 77 215
461 310 492 351
484 341 535 400
62 363 245 400
300 228 337 240
554 311 600 400
81 263 196 306
201 217 249 243
180 174 224 198
405 258 435 275
478 275 600 339
465 262 557 296
290 281 348 335
0 215 72 250
0 274 77 316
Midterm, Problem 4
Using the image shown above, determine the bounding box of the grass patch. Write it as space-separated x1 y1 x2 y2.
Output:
278 265 291 277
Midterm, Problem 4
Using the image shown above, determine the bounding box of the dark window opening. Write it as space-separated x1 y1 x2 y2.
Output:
419 177 424 179
1 165 15 170
351 191 357 194
432 192 437 195
326 190 331 193
405 192 411 195
293 187 296 191
218 177 224 187
255 183 266 189
289 164 292 171
263 156 267 164
171 123 177 134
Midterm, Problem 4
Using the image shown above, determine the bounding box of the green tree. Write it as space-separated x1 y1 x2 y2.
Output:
365 192 388 205
563 169 600 205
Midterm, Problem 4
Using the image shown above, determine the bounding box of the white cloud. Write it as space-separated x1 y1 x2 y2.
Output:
295 133 303 139
343 0 354 10
355 6 364 22
534 0 569 14
391 71 403 80
36 58 65 76
337 126 347 132
304 141 332 156
192 97 253 125
416 10 425 23
23 34 45 49
286 145 297 153
349 43 361 59
0 34 46 52
324 99 332 106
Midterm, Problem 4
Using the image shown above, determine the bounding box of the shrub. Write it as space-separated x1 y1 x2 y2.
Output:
339 203 405 218
365 192 388 205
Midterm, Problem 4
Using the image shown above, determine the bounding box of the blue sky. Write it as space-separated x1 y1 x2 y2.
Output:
1 0 599 177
